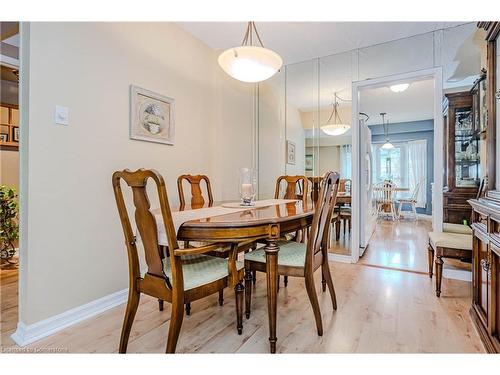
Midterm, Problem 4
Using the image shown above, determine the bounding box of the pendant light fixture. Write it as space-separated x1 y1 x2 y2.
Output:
380 112 394 149
321 93 350 136
218 22 283 83
390 83 410 93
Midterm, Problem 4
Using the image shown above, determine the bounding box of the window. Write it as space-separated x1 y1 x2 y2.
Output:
372 142 408 188
372 139 427 208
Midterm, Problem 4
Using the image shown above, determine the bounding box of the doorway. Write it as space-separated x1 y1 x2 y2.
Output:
351 68 444 269
0 22 21 346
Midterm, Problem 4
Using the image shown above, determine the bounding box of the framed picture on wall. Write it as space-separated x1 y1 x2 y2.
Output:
130 85 175 145
0 133 8 142
286 140 296 165
13 127 19 142
305 154 314 171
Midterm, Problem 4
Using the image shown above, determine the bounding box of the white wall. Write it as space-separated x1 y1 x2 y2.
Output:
20 22 254 325
284 103 305 176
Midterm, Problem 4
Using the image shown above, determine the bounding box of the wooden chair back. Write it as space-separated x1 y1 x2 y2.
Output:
113 169 180 289
308 176 323 204
274 175 309 202
305 171 340 271
177 174 213 209
375 180 397 204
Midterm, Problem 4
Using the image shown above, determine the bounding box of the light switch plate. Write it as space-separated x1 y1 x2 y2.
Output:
55 105 69 126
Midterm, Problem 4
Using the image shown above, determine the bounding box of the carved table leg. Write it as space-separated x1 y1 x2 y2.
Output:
185 303 191 316
265 238 279 354
435 255 443 297
245 269 253 319
235 282 244 334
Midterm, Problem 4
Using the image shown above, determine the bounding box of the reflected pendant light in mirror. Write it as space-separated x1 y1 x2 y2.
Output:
380 112 394 149
321 93 350 136
218 22 283 83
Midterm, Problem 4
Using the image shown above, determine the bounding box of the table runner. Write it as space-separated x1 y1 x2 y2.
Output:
143 199 297 246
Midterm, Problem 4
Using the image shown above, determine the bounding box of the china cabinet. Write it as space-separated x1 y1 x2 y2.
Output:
443 91 479 224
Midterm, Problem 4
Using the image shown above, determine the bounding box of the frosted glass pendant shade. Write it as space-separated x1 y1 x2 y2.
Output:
381 141 395 149
218 46 283 83
321 124 350 136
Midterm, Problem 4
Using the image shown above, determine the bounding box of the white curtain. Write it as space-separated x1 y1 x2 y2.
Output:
340 144 352 179
408 140 427 208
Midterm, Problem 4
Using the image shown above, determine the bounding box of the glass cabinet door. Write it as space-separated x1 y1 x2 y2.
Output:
454 106 480 188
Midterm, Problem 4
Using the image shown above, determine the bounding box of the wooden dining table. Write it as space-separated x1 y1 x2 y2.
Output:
175 199 315 353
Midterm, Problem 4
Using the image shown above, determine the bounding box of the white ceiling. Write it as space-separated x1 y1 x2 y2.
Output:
177 22 467 65
359 78 434 125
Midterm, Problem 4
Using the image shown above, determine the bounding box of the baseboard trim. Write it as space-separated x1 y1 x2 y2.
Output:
328 253 353 263
11 288 128 347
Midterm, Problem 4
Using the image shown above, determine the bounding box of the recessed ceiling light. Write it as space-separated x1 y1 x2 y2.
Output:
390 83 410 93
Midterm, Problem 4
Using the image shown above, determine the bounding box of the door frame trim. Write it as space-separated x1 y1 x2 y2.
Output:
351 67 443 263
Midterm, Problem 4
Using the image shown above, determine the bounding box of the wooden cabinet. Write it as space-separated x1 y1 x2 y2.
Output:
443 92 478 224
0 103 19 151
469 190 500 353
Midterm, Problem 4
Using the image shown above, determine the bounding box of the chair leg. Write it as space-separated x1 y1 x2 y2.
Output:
119 288 140 353
218 290 224 306
245 269 253 319
348 218 351 233
166 292 184 353
252 270 256 285
412 203 418 221
322 260 337 310
335 218 341 241
235 282 244 335
284 275 288 287
435 256 443 297
185 303 191 316
158 298 164 311
304 274 323 336
321 275 326 292
428 245 434 278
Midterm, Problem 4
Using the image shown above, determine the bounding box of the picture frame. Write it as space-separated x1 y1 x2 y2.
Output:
286 140 296 165
0 133 9 142
130 85 175 145
13 127 19 142
305 154 314 171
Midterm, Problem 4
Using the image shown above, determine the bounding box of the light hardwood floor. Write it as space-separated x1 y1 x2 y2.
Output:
0 260 483 353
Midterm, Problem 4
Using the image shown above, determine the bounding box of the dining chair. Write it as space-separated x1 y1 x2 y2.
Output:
273 175 309 287
177 174 213 209
113 169 245 353
397 181 421 220
374 180 398 220
177 173 255 312
310 176 341 242
339 178 351 194
308 176 322 204
244 171 340 336
275 175 309 202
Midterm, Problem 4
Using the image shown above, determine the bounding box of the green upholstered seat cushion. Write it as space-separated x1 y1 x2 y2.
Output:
163 255 243 291
244 240 307 268
428 231 472 251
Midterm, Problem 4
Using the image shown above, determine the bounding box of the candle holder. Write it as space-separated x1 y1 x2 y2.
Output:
239 167 257 206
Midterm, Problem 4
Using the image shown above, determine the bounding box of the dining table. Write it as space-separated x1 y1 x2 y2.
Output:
161 199 315 353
